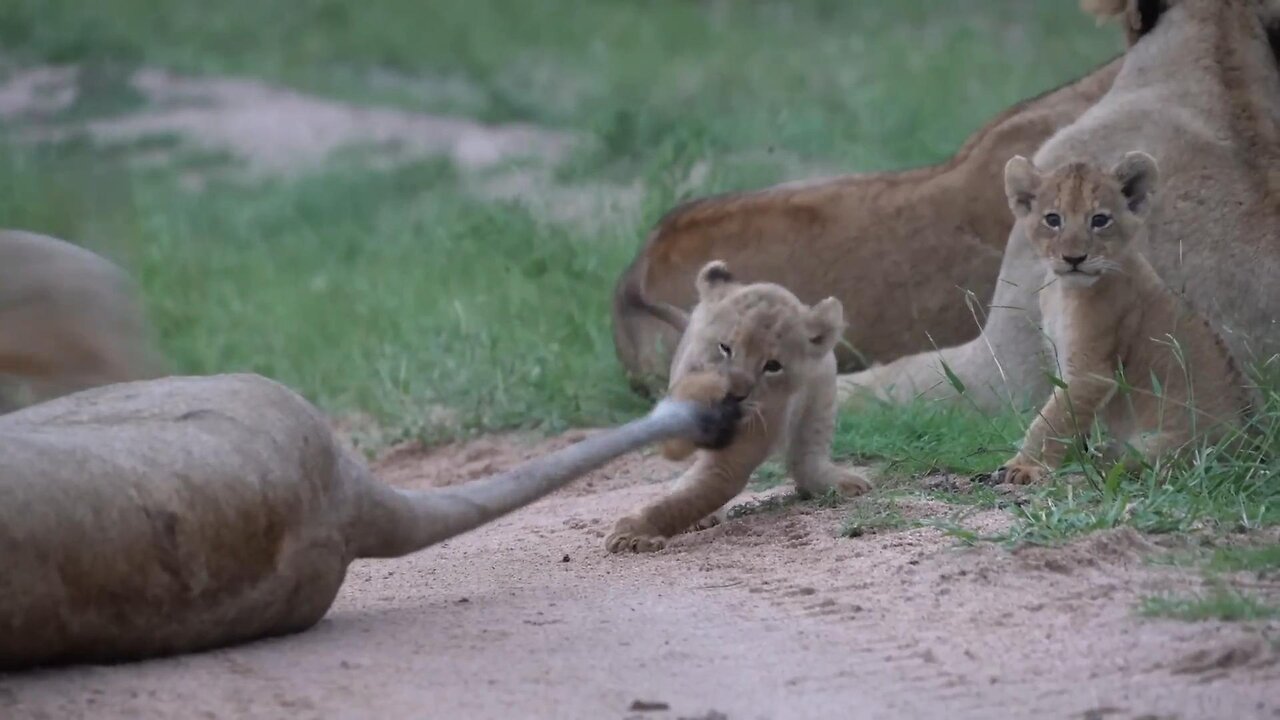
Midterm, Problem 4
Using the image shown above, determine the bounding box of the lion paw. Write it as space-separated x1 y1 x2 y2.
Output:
797 466 873 498
605 516 668 554
832 470 873 497
690 507 728 532
993 460 1044 485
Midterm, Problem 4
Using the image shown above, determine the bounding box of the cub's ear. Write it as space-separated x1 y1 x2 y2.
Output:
1112 151 1159 217
1003 155 1041 218
805 297 845 356
1079 0 1163 44
695 260 738 303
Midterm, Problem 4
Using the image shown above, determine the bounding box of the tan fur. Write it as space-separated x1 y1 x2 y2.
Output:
0 374 737 669
0 229 164 410
1080 0 1154 43
606 261 869 553
841 0 1280 411
611 57 1123 395
993 154 1254 484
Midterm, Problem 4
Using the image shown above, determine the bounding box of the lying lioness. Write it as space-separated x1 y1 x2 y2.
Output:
0 374 738 670
0 229 164 410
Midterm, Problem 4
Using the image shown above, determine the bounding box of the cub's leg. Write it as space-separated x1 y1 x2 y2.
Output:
785 364 871 498
606 420 772 553
998 372 1115 484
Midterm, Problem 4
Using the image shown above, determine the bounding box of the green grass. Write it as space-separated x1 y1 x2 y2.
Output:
832 400 1027 477
748 461 790 491
1141 587 1280 622
995 387 1280 546
825 385 1278 559
0 140 650 441
1143 537 1280 621
840 497 908 538
1204 544 1280 575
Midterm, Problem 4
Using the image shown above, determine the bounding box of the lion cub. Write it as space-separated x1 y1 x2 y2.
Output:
606 260 870 552
994 152 1254 484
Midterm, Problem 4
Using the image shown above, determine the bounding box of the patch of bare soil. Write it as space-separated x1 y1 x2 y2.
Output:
3 431 1277 719
0 65 573 172
0 64 642 229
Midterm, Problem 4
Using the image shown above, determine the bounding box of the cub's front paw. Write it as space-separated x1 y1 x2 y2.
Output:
690 506 729 532
797 466 873 498
605 516 668 553
993 458 1044 485
832 469 873 497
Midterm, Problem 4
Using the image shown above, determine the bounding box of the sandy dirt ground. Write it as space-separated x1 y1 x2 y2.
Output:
2 429 1277 720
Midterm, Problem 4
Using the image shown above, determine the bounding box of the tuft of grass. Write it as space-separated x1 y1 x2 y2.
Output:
1141 586 1280 622
833 401 1026 477
748 461 789 491
840 497 908 538
995 386 1280 546
1204 544 1280 575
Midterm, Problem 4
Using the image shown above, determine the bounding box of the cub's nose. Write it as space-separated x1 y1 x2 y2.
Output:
1062 254 1088 269
726 368 753 403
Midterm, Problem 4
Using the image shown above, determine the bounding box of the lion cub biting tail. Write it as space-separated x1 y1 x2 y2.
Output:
994 152 1254 484
607 260 870 553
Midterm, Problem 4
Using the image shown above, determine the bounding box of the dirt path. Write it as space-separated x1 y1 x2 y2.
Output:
3 432 1277 720
0 63 649 231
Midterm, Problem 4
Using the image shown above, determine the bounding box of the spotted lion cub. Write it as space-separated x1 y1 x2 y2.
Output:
606 260 871 553
993 152 1254 484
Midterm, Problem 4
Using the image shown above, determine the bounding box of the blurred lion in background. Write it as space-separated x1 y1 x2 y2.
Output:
0 229 164 410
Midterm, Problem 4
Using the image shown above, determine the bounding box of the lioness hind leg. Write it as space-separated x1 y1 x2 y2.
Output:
785 367 872 498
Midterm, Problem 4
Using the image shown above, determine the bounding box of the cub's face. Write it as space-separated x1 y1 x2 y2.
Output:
674 261 843 409
1004 151 1159 288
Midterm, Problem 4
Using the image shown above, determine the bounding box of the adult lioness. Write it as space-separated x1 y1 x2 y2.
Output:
606 262 869 553
612 56 1123 395
0 374 738 670
0 229 164 410
841 0 1280 410
993 153 1254 484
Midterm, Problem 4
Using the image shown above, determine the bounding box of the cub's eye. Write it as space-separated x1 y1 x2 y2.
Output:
1090 213 1112 229
1043 213 1063 229
718 343 732 358
763 360 783 374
